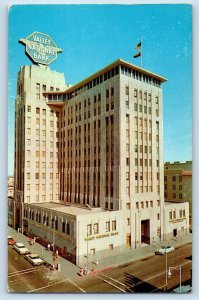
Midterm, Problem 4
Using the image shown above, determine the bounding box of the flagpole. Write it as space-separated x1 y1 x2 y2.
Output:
140 36 142 68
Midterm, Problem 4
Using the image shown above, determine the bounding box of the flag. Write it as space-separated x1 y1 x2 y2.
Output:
134 51 141 58
135 41 142 50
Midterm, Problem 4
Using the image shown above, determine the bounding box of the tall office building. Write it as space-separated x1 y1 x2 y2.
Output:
14 65 67 228
11 33 189 264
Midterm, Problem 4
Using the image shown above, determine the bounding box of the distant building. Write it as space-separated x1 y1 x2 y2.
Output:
8 176 14 226
8 176 14 198
164 161 192 220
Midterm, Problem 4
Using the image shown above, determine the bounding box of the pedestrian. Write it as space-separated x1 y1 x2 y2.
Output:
96 257 99 266
47 243 50 251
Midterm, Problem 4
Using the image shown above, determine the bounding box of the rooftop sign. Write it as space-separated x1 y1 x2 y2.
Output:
19 31 62 65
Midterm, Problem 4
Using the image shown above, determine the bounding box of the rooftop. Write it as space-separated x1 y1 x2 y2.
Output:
45 58 167 99
29 202 105 216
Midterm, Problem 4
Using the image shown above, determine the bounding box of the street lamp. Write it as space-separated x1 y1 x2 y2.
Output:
168 265 182 293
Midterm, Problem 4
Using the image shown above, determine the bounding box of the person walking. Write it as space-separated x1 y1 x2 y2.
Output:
96 257 99 266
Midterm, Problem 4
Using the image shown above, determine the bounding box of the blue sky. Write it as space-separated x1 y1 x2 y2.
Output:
8 4 192 175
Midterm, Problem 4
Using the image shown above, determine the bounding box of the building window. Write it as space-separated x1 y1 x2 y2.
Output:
109 244 114 251
93 223 99 234
126 203 130 210
157 213 160 220
106 221 110 232
134 89 138 97
112 220 116 231
134 103 138 111
125 86 129 95
172 176 176 181
87 224 92 235
169 211 172 220
90 248 95 255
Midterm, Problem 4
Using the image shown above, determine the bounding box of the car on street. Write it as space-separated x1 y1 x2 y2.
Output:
13 242 29 254
8 236 16 245
25 253 44 266
155 245 175 255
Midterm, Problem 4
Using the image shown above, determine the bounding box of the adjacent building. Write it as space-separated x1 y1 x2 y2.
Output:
164 161 192 221
10 32 190 265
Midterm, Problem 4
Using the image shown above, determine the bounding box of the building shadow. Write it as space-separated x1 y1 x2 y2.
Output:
124 272 164 293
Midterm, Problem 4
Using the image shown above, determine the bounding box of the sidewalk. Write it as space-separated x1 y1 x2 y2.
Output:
8 226 192 280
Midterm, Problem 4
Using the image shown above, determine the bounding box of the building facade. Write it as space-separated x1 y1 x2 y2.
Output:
164 161 192 220
11 58 190 265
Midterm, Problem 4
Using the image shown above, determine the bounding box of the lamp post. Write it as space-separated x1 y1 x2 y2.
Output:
165 251 168 291
168 265 182 293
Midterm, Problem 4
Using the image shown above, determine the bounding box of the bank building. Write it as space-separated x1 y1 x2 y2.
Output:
10 32 189 266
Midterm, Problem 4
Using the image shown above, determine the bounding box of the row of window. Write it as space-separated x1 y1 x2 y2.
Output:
169 209 186 220
164 175 182 182
126 158 159 167
24 208 70 234
26 171 58 179
165 184 183 190
26 183 58 190
121 66 161 87
126 200 160 210
87 220 116 235
165 192 183 199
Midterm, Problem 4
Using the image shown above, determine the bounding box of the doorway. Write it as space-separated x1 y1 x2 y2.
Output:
141 219 150 244
173 228 177 237
126 234 131 247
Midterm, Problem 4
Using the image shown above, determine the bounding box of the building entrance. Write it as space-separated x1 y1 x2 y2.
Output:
15 208 20 230
126 234 131 247
141 219 150 244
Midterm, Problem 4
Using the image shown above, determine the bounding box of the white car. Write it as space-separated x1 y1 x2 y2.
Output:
25 253 44 266
14 242 29 254
155 245 175 255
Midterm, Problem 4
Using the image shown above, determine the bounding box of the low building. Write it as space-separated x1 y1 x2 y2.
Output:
163 201 189 240
164 161 192 221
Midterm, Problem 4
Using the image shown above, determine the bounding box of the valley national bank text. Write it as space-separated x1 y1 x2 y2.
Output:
9 31 189 265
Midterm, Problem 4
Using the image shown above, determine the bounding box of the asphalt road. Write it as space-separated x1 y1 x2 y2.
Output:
8 243 192 293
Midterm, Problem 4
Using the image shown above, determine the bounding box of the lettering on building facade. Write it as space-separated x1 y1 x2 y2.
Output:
19 31 62 65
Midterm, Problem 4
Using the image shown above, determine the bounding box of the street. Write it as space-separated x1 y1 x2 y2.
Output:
8 243 192 293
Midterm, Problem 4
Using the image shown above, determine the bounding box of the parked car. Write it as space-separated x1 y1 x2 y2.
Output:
13 242 29 254
8 236 16 245
155 245 175 255
172 285 192 293
25 253 44 266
